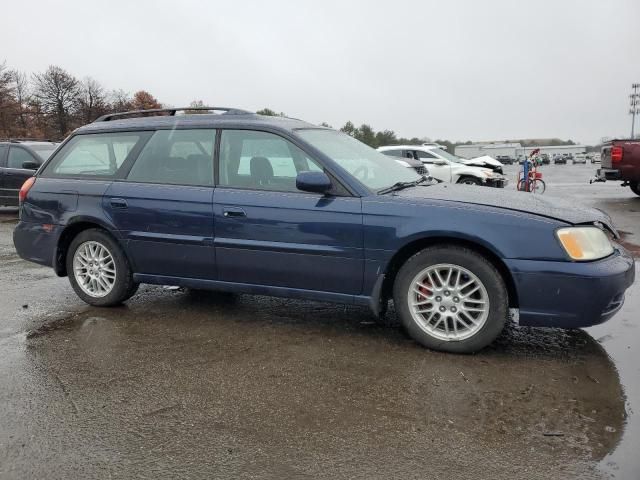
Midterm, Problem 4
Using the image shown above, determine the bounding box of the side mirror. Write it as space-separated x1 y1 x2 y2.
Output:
22 161 40 170
433 159 448 166
296 171 332 194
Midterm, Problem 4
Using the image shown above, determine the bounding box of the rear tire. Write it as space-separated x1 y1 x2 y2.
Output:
630 182 640 197
66 229 137 306
393 246 508 354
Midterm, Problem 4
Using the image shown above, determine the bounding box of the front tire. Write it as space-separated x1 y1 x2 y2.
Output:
66 229 137 306
458 176 481 186
393 246 508 353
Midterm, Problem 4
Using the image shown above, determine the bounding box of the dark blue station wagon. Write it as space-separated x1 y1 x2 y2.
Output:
13 108 635 353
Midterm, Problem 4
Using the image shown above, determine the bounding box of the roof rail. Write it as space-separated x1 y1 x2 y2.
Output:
94 107 252 122
0 138 57 143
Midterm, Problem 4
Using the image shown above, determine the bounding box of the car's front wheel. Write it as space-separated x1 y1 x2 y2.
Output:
393 246 508 353
457 176 481 186
66 229 138 306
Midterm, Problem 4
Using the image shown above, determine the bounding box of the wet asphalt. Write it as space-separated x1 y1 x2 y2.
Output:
0 163 638 479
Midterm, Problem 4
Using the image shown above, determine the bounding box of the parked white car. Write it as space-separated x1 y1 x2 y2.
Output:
378 145 508 187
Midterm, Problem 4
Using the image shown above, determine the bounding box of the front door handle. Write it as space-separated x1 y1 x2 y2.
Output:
223 207 246 218
109 198 128 209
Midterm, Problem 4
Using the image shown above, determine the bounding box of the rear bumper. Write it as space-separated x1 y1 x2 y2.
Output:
596 168 621 181
13 221 62 270
506 246 635 328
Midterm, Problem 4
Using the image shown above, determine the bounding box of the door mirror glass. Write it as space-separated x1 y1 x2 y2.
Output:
22 161 40 170
296 171 331 194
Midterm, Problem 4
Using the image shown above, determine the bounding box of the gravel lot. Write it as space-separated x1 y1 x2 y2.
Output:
0 162 638 479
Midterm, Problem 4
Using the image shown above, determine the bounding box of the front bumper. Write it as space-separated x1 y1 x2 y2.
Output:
486 177 508 188
596 168 621 181
506 245 635 328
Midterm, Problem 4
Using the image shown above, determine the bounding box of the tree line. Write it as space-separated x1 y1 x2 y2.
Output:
256 109 578 151
0 62 177 140
0 62 579 149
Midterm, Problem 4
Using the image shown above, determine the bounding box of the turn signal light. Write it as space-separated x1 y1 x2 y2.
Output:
611 146 623 163
19 177 36 203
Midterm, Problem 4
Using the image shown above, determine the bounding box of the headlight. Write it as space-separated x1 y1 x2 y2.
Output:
556 227 614 261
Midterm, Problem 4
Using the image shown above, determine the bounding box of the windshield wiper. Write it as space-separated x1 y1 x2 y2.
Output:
377 176 430 195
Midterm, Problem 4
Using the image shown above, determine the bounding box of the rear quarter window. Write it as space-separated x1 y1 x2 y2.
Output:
42 132 146 178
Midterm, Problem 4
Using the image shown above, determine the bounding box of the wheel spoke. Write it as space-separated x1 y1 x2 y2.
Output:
73 241 117 298
408 263 489 342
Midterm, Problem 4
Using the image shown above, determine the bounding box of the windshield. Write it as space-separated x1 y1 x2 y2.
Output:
28 144 58 160
430 147 462 164
296 129 421 191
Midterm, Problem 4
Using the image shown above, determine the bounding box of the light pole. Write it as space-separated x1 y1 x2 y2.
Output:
631 83 640 139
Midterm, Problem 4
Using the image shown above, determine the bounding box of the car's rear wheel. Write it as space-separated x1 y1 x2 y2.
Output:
458 176 481 186
393 246 508 353
66 229 137 306
630 181 640 197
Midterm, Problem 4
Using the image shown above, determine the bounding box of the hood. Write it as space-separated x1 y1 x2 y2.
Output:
462 155 502 167
395 183 617 235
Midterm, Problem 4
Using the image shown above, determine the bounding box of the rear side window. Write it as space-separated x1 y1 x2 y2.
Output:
44 133 144 177
127 129 215 186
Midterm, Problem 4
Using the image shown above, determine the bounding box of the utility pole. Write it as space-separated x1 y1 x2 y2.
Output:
631 83 640 139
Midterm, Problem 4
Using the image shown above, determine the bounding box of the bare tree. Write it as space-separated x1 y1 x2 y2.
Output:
0 61 17 137
11 70 30 133
32 65 80 136
109 89 133 112
78 77 108 123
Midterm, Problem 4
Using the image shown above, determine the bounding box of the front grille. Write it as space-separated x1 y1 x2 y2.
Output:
415 166 427 175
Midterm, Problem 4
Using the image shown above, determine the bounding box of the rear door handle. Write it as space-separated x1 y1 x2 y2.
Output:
109 198 128 209
223 207 246 218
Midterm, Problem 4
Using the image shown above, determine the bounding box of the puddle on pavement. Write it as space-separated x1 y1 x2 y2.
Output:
16 286 627 478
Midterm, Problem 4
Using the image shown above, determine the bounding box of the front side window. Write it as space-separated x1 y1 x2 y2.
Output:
381 149 404 158
8 147 38 169
44 133 144 177
296 129 420 191
416 150 437 160
219 130 322 192
127 129 215 186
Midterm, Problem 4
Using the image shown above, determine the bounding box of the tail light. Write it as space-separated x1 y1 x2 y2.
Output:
611 146 623 163
19 177 36 203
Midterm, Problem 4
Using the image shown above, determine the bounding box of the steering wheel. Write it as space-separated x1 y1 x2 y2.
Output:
353 165 369 181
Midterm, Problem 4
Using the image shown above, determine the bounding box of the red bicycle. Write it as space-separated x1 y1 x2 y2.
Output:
517 150 546 194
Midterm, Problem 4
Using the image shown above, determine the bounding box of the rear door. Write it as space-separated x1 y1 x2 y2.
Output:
105 129 216 280
2 146 40 205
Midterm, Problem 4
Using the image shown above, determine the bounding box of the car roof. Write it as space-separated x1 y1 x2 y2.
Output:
76 112 318 135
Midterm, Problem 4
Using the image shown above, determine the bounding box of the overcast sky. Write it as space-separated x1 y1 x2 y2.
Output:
2 0 639 144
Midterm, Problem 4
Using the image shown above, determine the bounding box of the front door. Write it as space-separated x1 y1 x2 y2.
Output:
412 150 452 182
213 129 363 294
105 129 216 280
